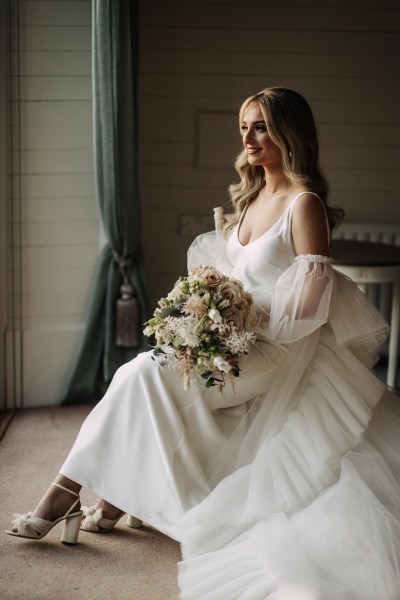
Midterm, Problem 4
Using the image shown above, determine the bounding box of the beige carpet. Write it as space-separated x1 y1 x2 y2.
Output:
0 406 181 600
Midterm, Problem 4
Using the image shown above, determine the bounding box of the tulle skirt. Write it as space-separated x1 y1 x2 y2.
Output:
179 390 400 600
61 317 400 599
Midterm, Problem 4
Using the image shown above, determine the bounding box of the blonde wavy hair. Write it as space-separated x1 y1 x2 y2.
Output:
226 87 344 233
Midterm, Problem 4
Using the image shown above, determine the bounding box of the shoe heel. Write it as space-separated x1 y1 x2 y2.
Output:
61 514 81 545
126 515 143 528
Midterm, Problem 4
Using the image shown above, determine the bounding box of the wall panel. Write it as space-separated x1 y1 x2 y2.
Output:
5 0 400 405
141 27 400 55
138 0 400 310
7 0 97 407
140 4 399 31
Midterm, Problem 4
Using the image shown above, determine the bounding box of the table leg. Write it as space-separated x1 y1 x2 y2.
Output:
387 281 400 388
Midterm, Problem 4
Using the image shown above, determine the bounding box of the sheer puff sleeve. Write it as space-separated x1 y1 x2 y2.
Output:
187 231 233 276
266 254 335 343
266 254 389 361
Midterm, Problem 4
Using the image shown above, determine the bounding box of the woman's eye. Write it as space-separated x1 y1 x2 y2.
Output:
241 125 266 133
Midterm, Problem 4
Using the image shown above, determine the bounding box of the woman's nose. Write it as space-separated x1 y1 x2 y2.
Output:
243 129 253 144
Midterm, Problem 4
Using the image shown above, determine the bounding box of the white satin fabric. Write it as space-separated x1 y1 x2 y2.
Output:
61 193 400 599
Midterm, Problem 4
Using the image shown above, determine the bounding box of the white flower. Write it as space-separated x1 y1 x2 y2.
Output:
182 294 207 317
166 285 185 301
164 316 200 348
208 308 222 323
223 330 257 354
213 356 232 373
155 328 173 345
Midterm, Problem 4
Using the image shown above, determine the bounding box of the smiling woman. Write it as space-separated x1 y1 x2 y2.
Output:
6 87 400 600
241 105 282 165
229 88 337 259
228 87 343 240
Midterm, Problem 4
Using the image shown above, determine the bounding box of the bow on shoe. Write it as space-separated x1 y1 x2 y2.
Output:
11 512 51 538
80 506 104 531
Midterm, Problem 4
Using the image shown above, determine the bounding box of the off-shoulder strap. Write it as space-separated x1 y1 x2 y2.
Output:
290 191 331 243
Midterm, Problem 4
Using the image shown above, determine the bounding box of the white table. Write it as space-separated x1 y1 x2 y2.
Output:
331 240 400 388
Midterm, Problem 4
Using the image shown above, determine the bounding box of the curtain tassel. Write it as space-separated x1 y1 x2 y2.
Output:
116 282 140 347
115 252 141 349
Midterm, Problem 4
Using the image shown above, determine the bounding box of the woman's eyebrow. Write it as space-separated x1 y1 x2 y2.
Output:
242 120 266 125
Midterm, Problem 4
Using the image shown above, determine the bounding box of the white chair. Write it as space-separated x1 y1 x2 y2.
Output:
213 207 400 388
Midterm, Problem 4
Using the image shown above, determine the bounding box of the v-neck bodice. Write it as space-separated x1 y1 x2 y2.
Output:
226 193 307 304
236 195 295 248
188 191 328 311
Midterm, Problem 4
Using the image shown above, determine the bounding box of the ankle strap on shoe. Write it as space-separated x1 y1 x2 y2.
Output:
52 482 79 497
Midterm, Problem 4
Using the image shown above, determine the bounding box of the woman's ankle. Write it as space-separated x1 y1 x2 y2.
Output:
94 498 124 520
31 477 81 521
54 474 82 494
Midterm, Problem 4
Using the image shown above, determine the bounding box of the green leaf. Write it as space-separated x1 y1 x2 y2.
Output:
201 371 212 380
158 305 180 318
153 347 166 356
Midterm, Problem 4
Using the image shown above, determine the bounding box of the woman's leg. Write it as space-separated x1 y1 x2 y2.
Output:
31 475 122 522
31 475 81 521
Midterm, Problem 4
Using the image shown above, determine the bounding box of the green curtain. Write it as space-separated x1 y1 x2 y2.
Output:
61 0 149 404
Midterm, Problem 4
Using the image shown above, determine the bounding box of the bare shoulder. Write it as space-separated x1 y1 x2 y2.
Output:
292 193 326 224
291 193 330 256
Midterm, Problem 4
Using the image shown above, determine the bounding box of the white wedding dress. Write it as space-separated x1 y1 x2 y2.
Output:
61 193 400 599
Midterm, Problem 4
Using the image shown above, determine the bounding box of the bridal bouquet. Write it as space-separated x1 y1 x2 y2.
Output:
144 265 257 390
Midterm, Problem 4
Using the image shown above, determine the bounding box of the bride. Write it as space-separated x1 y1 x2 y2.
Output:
7 87 400 600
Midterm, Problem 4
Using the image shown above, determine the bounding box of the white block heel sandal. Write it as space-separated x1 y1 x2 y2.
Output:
6 482 82 545
126 515 143 529
80 506 143 532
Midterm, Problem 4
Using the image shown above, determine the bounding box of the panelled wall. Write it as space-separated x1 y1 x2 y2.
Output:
0 1 8 410
3 0 400 406
5 0 99 406
139 0 400 309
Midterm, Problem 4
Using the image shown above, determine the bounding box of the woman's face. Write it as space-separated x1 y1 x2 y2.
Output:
241 102 282 168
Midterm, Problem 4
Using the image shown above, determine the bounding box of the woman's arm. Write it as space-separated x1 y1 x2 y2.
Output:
267 194 334 342
291 193 330 257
